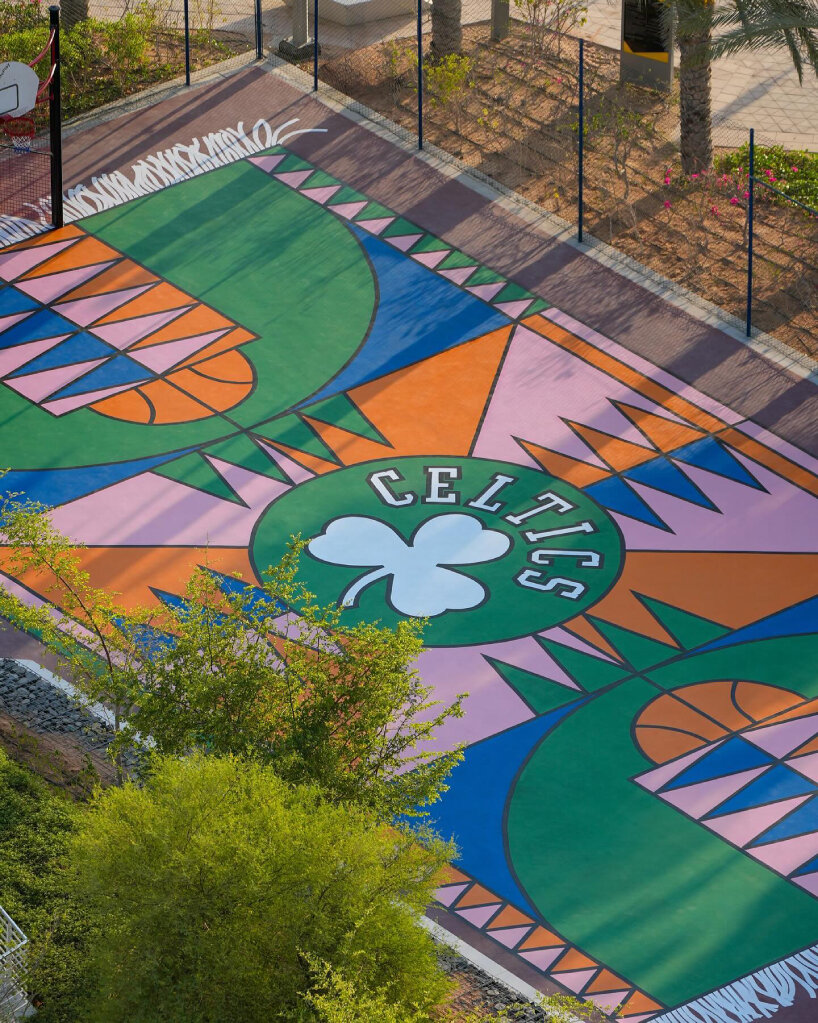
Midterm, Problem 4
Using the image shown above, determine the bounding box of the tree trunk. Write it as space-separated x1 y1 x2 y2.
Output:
61 0 90 31
678 29 713 174
431 0 463 57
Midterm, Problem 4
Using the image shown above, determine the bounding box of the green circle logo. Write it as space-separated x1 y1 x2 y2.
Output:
251 456 624 646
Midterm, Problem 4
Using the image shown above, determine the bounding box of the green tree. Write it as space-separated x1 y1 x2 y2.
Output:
665 0 818 172
0 496 464 819
70 754 453 1023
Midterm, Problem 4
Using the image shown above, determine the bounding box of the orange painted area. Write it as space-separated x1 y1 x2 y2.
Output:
620 991 663 1015
567 421 657 473
561 616 629 659
258 440 338 475
554 948 598 971
3 224 83 251
679 680 805 729
587 968 630 993
454 884 500 908
94 282 192 324
21 235 119 278
718 427 818 498
519 926 565 950
749 695 818 728
175 328 256 367
486 906 534 929
91 388 153 423
61 259 158 300
614 402 706 453
306 326 512 465
133 304 235 347
524 315 726 434
518 440 611 488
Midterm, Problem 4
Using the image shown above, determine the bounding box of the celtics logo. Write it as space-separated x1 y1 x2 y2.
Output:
252 456 623 646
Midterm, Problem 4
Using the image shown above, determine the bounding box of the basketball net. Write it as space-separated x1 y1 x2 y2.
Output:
1 116 36 153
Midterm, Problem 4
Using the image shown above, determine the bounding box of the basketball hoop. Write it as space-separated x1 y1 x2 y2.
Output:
1 116 36 153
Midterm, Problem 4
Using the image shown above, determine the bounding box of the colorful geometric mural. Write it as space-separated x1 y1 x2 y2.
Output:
2 144 818 1022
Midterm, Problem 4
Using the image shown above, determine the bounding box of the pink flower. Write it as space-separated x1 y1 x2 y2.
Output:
730 196 739 205
692 172 699 179
663 200 671 209
664 177 670 185
792 166 799 172
710 205 719 215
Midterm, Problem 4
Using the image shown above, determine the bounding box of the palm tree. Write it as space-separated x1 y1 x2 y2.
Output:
431 0 463 57
669 0 818 172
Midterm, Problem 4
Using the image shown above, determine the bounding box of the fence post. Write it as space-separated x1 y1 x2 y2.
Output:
183 0 191 85
578 37 584 243
417 0 423 150
746 128 754 338
48 6 63 229
313 0 319 90
255 0 263 59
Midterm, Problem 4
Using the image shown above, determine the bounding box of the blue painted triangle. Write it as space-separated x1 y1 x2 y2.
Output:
0 307 76 349
704 763 815 816
0 285 39 318
8 332 115 377
50 355 151 398
207 569 287 615
114 619 177 657
663 736 773 791
697 595 818 654
584 475 669 530
753 794 818 844
793 853 818 877
624 457 717 509
673 436 764 490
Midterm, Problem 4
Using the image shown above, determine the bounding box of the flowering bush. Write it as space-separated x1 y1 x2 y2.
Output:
717 144 818 211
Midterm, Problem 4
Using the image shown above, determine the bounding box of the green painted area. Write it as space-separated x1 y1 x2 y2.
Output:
486 658 580 714
525 298 551 314
203 433 288 483
588 617 678 671
355 201 394 221
275 153 315 172
637 596 731 649
466 266 506 286
302 393 387 444
494 282 534 303
410 235 451 254
439 250 478 270
538 638 631 691
252 456 623 647
507 675 818 1005
302 170 341 188
155 451 242 503
382 218 421 239
86 162 375 436
329 185 368 205
254 413 339 463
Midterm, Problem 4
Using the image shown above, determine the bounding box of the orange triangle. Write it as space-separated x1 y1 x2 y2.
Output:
620 991 663 1015
3 224 83 251
587 969 629 994
173 329 256 368
454 884 500 908
21 235 120 278
91 388 152 424
307 326 513 465
793 735 818 757
552 948 598 972
591 552 818 639
0 545 254 614
560 616 631 658
136 379 213 425
486 906 534 929
94 282 193 324
519 926 565 950
436 865 471 885
59 259 158 301
260 440 338 476
131 305 236 348
567 421 657 472
518 439 610 488
614 402 706 453
719 427 818 498
750 695 818 728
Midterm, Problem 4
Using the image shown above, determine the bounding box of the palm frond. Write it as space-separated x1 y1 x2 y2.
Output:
704 0 818 80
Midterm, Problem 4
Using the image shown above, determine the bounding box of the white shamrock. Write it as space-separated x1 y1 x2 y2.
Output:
307 513 511 617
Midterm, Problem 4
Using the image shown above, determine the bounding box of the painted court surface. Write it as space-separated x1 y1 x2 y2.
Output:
2 66 818 1023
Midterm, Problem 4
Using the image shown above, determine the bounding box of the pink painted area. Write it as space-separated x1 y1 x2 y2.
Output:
91 307 193 350
254 438 317 487
274 170 313 188
55 284 151 327
5 358 107 403
519 947 565 971
329 201 368 220
439 265 477 285
744 714 818 759
496 299 533 318
551 968 597 993
467 282 505 302
433 883 469 907
489 926 531 949
0 310 34 334
202 455 292 510
456 904 501 928
634 744 717 793
473 325 661 468
49 465 290 546
541 625 618 663
587 990 631 1014
660 767 768 820
412 249 449 269
356 218 394 236
488 633 580 689
0 236 79 281
789 752 818 785
248 154 285 173
127 329 229 373
736 420 818 475
704 796 810 848
386 233 423 252
541 308 744 426
617 456 818 552
794 872 818 897
750 830 818 876
43 380 145 416
14 262 115 304
0 334 70 377
300 185 341 204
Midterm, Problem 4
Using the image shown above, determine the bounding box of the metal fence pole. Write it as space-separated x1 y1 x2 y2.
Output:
313 0 319 91
183 0 191 86
255 0 263 59
417 0 423 150
48 6 63 229
746 128 754 338
578 37 584 243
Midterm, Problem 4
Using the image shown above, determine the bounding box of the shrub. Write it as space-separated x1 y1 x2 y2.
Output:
717 144 818 211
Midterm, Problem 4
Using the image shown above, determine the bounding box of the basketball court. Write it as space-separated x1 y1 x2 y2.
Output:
2 63 818 1023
